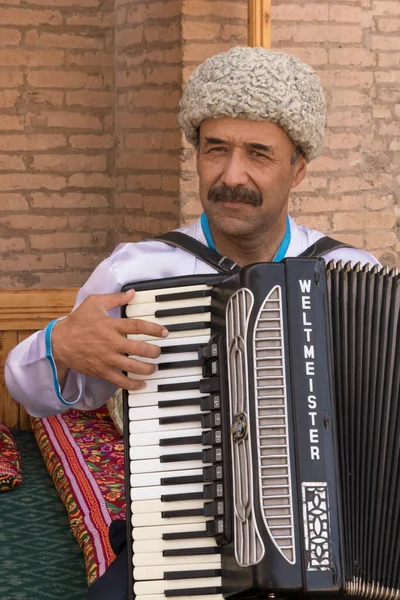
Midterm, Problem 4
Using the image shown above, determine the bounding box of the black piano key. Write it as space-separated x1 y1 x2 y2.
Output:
161 491 204 502
159 381 199 392
206 519 224 536
202 447 222 463
163 547 221 557
162 530 207 540
159 435 202 447
161 474 203 485
162 508 204 518
166 321 210 333
201 412 221 428
202 430 222 445
161 343 204 355
204 501 224 517
164 569 221 581
160 413 202 425
155 306 210 318
199 378 220 393
202 360 219 378
162 465 223 486
200 394 220 411
198 338 219 360
155 289 212 302
165 586 222 597
159 398 200 408
158 360 201 371
160 448 221 464
203 483 224 499
160 452 202 463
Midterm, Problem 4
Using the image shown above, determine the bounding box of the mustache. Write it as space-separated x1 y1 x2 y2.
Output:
208 185 262 207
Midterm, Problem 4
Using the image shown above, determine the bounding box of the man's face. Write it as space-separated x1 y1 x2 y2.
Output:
196 117 307 240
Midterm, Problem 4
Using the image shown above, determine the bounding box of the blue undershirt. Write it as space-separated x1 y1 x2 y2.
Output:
200 212 291 262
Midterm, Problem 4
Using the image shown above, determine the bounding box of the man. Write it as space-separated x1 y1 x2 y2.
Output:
5 47 379 599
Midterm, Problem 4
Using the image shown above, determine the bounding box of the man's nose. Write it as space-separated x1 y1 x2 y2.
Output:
220 153 249 188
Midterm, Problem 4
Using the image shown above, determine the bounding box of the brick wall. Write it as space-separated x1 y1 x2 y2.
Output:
0 0 115 288
1 0 399 288
272 0 399 267
114 0 183 246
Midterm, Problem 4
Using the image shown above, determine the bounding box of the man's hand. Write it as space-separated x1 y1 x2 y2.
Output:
51 290 168 390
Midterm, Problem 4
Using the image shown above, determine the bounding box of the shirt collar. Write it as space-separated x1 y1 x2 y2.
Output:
200 212 291 262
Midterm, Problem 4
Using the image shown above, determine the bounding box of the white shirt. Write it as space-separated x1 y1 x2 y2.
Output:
5 215 379 417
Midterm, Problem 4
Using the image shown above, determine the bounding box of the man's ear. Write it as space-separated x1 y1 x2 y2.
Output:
195 148 200 175
291 155 307 190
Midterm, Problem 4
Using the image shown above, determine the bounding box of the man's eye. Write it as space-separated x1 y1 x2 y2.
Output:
249 150 267 158
208 146 226 153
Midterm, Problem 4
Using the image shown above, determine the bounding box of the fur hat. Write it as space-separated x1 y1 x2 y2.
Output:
179 46 326 162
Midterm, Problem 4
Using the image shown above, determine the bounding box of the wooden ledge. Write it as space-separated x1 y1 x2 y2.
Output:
0 288 78 330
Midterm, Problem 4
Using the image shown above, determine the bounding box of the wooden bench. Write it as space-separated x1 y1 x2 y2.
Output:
0 288 77 429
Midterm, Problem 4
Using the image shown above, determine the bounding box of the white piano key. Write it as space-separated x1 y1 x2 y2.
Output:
128 284 212 306
134 563 219 581
130 457 204 474
129 351 199 366
133 552 221 567
128 374 201 391
129 418 202 435
128 390 205 408
133 536 217 554
132 365 203 382
130 428 204 447
134 577 222 595
132 511 210 527
130 468 202 488
129 404 205 422
130 444 206 461
146 335 210 349
135 594 224 600
131 482 203 501
128 327 211 342
132 499 206 514
132 521 206 540
126 296 212 318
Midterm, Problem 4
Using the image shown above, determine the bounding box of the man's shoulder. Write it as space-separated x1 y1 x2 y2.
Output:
106 218 212 288
289 218 380 267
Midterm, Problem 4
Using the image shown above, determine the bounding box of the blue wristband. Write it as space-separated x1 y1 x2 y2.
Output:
45 319 83 406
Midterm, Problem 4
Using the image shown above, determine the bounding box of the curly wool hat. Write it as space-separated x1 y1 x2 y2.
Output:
179 46 327 162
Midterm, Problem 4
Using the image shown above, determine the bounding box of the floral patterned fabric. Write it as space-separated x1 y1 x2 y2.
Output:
0 424 22 492
31 407 126 585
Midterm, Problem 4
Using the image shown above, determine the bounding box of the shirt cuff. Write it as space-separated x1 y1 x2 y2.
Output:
44 319 85 406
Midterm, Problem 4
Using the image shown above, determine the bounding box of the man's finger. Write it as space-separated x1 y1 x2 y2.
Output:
87 290 136 312
117 338 161 360
118 318 169 339
105 368 147 392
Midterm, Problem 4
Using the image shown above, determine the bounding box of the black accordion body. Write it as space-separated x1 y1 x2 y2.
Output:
122 258 400 600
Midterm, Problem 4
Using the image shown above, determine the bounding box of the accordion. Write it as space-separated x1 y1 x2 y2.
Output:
122 258 400 600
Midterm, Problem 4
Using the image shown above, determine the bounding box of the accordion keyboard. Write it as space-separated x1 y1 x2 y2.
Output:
126 283 225 600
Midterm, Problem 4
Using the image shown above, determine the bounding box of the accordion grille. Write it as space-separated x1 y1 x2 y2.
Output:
227 288 265 567
253 285 295 565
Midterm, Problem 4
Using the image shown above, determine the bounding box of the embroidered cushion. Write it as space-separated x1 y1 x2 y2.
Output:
0 424 22 491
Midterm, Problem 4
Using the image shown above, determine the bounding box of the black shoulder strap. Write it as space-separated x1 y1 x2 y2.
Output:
152 232 354 269
298 235 354 258
152 231 240 274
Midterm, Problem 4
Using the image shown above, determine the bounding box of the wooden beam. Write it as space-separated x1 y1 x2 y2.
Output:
248 0 271 48
0 288 78 331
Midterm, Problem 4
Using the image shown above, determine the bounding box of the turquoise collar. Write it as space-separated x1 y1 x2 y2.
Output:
200 213 291 263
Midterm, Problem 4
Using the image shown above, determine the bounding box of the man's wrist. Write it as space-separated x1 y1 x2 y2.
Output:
48 318 69 388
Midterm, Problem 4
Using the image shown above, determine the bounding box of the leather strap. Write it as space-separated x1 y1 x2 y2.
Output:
152 231 240 274
298 235 354 258
152 232 354 271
